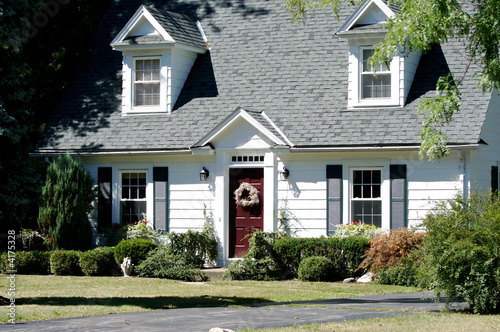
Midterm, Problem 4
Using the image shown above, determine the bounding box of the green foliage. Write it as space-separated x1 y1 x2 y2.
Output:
331 222 386 240
37 155 95 251
201 205 219 266
225 258 279 281
165 229 218 268
358 228 426 273
423 192 500 314
113 238 158 266
0 251 51 275
375 248 433 288
298 256 335 282
284 0 361 21
0 0 110 233
273 237 369 279
50 250 82 276
136 247 204 282
79 247 118 276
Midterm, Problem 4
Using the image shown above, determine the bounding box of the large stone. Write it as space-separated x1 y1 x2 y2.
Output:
343 277 356 283
209 328 234 332
357 272 375 284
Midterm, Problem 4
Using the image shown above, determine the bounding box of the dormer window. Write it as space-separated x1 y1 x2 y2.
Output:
337 0 421 109
361 48 391 99
110 5 209 115
134 58 161 106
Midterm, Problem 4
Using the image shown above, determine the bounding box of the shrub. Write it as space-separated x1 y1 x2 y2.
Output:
50 250 82 275
0 251 51 274
423 192 500 314
165 229 218 268
79 247 118 276
331 222 386 240
136 246 203 281
225 258 279 281
273 237 370 279
298 256 335 282
114 238 157 266
358 228 426 273
38 155 95 250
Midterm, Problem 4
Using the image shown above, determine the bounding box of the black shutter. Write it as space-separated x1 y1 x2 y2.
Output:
326 165 343 235
390 164 407 230
492 166 499 193
153 167 169 231
97 167 112 232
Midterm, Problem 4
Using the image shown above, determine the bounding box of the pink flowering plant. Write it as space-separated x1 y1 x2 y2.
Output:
332 221 386 240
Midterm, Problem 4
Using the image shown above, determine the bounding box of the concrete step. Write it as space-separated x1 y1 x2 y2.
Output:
201 268 228 281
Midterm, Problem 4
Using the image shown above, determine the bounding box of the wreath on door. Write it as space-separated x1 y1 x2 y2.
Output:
234 182 260 207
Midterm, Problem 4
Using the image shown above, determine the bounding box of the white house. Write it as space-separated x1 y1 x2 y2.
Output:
36 0 500 266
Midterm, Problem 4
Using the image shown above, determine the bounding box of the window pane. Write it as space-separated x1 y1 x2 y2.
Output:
362 49 373 72
136 60 144 71
363 185 371 198
122 187 129 199
139 173 146 186
353 170 362 184
363 171 372 184
372 171 381 184
353 185 362 198
372 184 381 198
139 187 146 199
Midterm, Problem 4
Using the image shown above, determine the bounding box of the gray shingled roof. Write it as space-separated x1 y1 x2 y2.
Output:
37 0 490 153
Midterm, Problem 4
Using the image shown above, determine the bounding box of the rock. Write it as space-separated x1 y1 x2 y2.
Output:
357 272 375 283
209 329 234 332
343 277 356 283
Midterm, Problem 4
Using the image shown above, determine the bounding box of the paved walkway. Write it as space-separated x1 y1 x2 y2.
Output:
4 292 467 332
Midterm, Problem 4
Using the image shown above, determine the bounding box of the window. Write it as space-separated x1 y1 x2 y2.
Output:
134 58 160 106
361 48 391 99
351 169 382 227
120 171 147 224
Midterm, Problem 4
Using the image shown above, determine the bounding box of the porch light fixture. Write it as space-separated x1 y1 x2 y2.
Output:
200 167 210 182
279 166 290 181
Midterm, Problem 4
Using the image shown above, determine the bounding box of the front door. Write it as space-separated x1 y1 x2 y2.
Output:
229 168 264 258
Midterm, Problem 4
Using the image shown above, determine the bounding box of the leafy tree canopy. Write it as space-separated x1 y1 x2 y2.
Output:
284 0 500 160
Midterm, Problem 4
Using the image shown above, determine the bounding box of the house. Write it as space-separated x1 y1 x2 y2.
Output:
36 0 500 266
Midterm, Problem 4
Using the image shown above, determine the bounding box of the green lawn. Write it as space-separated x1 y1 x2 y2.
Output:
4 275 418 323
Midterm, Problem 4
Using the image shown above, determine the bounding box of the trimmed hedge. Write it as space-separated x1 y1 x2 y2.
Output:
273 236 369 280
114 238 158 266
79 247 118 276
298 256 335 282
0 251 51 274
50 250 82 275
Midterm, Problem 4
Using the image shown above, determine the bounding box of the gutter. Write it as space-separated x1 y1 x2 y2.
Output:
32 149 192 157
288 144 481 153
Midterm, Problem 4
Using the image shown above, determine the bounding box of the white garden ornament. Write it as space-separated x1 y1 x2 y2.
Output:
121 257 134 277
234 182 260 207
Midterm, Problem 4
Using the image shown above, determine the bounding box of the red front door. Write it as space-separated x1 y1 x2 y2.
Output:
229 168 264 258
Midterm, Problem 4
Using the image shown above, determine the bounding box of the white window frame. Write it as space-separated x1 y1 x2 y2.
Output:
347 42 401 109
350 167 383 227
119 170 149 224
120 50 170 115
133 57 161 107
360 47 392 100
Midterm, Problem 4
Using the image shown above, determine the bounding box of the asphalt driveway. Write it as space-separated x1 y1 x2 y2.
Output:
3 292 467 332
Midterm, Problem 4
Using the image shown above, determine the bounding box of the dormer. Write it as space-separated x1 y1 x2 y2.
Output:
111 6 209 115
337 0 421 109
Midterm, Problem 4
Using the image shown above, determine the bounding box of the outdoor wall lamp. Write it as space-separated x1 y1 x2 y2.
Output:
279 166 290 181
200 167 210 182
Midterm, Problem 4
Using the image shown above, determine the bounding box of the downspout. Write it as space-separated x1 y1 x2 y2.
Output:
458 150 469 200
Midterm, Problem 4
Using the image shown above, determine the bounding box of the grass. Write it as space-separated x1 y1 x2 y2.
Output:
240 313 500 332
2 275 418 323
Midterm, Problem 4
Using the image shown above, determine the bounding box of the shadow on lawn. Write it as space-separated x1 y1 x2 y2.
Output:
20 295 270 310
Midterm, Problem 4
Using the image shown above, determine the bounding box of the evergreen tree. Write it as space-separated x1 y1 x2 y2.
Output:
38 155 95 250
